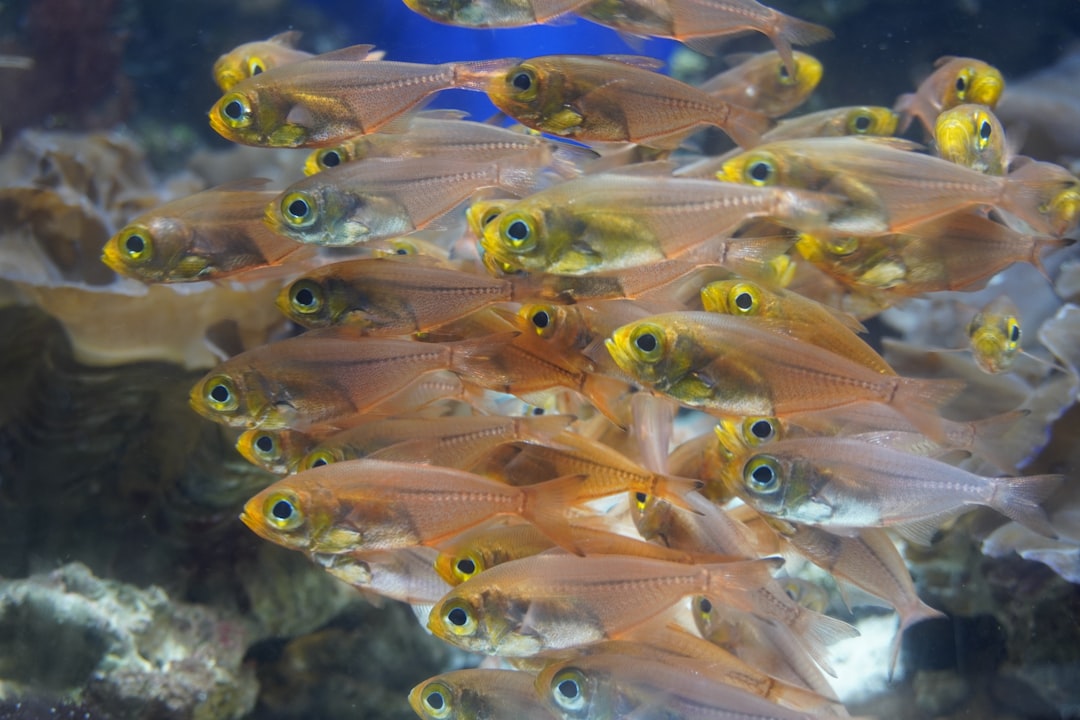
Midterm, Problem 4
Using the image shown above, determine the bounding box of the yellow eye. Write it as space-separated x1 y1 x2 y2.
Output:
451 552 484 583
743 455 782 494
280 191 317 227
847 110 874 135
727 282 761 316
521 303 557 338
628 322 665 363
481 206 504 227
498 212 537 252
549 668 588 713
696 595 714 622
741 417 778 446
742 154 777 186
826 235 859 256
507 65 539 101
287 279 325 316
953 69 973 101
246 56 266 77
976 114 993 150
634 491 650 513
218 92 253 129
263 491 304 531
440 599 477 636
202 374 239 413
249 431 280 463
1005 316 1021 350
777 60 796 86
117 225 153 263
317 147 344 171
302 449 340 470
418 680 453 720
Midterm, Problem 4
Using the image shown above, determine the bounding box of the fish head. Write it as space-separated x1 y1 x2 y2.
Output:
716 148 784 188
209 77 311 147
760 50 822 102
303 143 355 176
466 198 511 240
487 59 564 131
433 547 487 586
1044 182 1080 236
935 104 1006 174
213 45 271 92
236 428 308 474
277 276 336 328
700 279 769 317
968 302 1022 374
942 60 1004 111
428 591 490 652
536 660 606 720
190 369 254 427
481 204 550 272
841 106 899 137
739 451 829 522
409 676 463 720
401 0 483 25
264 182 366 246
604 319 687 389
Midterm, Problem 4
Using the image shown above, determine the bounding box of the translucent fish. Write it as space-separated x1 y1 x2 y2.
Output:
410 669 554 720
189 328 513 429
734 436 1062 538
606 311 962 439
896 56 1004 135
477 171 838 274
236 427 325 475
470 54 771 149
209 45 517 148
427 553 777 655
240 458 589 555
101 180 312 283
312 546 451 607
301 111 596 177
699 277 891 374
212 31 313 91
698 50 823 118
401 0 593 26
717 136 1073 236
266 155 555 247
934 103 1008 175
580 0 833 77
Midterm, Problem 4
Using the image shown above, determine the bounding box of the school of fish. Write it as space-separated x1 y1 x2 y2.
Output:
101 2 1080 718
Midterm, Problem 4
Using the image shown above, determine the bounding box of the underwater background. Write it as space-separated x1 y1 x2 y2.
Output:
1 0 1080 719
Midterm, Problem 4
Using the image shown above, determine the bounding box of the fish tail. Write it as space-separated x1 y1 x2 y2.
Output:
1027 234 1074 281
704 557 784 600
718 102 773 148
447 331 519 388
531 0 591 23
520 473 588 555
967 409 1030 473
988 473 1063 538
450 57 521 91
516 413 577 445
649 474 705 513
889 600 947 681
893 91 930 136
891 377 966 442
1001 161 1070 236
547 138 600 179
787 605 860 677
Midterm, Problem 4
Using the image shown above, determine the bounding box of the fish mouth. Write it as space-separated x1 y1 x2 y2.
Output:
603 336 634 375
100 243 126 275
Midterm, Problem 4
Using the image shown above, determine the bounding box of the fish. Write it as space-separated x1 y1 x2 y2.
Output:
209 44 517 147
733 436 1062 539
101 180 312 283
698 51 823 118
699 277 892 374
236 427 325 475
605 311 962 438
409 669 555 720
895 56 1004 135
717 136 1073 236
212 31 313 91
968 295 1024 374
579 0 833 77
535 641 820 720
301 111 596 177
240 458 589 555
427 553 777 655
298 413 574 471
311 546 451 608
401 0 594 26
477 170 838 274
264 155 550 247
188 327 513 429
471 54 771 149
934 103 1009 175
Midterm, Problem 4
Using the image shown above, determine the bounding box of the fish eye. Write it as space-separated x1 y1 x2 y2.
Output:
508 66 538 98
531 406 545 416
419 681 452 719
117 226 153 263
628 323 665 363
977 118 993 149
633 491 650 513
287 279 325 316
698 596 713 615
1007 317 1021 346
320 149 342 169
743 455 782 494
728 282 760 315
531 309 550 329
441 599 477 636
219 92 253 128
777 62 795 85
303 449 338 470
826 235 859 256
550 669 587 712
954 70 972 99
203 374 239 413
247 57 265 76
744 417 777 445
498 212 537 253
743 155 776 186
849 112 873 134
522 304 558 338
452 553 483 583
263 490 304 531
252 432 278 460
281 191 317 228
